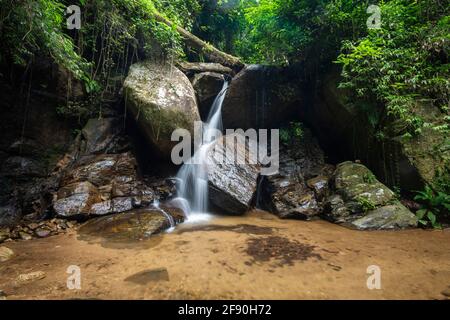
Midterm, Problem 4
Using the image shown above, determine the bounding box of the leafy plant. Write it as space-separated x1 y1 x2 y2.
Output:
356 195 376 212
363 172 376 184
414 185 450 228
280 121 304 145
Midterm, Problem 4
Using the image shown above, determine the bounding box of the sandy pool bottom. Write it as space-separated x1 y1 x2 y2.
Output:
1 210 449 300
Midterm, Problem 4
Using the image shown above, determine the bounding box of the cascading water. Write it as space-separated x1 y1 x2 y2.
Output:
152 199 175 232
173 81 229 221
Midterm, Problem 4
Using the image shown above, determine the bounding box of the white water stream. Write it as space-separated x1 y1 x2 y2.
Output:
173 81 229 221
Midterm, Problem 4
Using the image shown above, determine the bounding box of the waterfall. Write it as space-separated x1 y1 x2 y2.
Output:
173 81 229 220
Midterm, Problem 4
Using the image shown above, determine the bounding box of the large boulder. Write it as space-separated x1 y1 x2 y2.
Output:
205 133 260 214
323 162 418 230
54 153 160 219
61 153 137 187
259 129 332 219
123 61 200 158
333 161 394 206
192 72 226 119
52 117 177 220
222 64 304 129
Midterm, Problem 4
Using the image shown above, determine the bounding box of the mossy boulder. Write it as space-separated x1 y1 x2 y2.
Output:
351 204 418 230
334 161 394 206
323 162 418 230
123 61 200 158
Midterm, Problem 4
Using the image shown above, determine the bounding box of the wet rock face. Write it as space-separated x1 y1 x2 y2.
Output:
8 139 43 158
61 153 137 187
54 152 164 219
0 138 51 226
79 207 184 241
205 133 261 214
259 130 331 220
2 156 47 178
52 117 175 221
192 72 225 119
222 64 304 130
323 162 418 230
0 203 22 227
80 118 128 155
123 61 200 158
0 246 14 262
54 181 101 218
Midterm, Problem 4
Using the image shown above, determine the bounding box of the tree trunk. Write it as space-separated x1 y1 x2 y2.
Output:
153 13 245 72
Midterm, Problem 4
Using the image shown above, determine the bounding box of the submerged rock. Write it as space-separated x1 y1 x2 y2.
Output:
333 161 394 206
323 162 418 230
79 207 184 241
123 61 200 158
205 133 260 214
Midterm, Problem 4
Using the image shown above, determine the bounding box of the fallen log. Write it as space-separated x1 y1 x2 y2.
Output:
153 12 245 72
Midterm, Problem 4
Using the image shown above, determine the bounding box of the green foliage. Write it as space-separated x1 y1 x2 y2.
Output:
336 0 449 137
193 0 245 53
356 195 376 212
280 121 304 145
0 0 92 80
414 185 450 228
363 172 376 184
221 0 448 141
235 0 321 64
1 0 201 120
